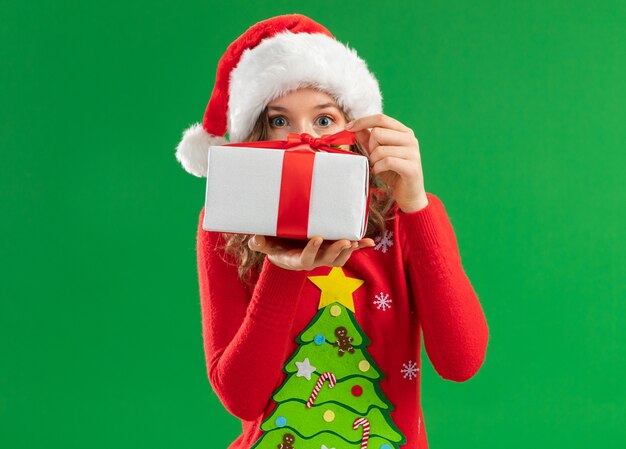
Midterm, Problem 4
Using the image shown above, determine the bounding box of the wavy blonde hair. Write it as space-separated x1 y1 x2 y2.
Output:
217 90 397 286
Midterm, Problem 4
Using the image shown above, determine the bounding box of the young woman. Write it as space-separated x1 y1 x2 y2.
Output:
176 14 489 449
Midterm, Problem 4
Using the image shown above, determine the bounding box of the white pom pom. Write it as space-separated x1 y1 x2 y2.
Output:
175 123 228 177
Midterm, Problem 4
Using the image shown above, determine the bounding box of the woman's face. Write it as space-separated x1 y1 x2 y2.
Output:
266 87 350 150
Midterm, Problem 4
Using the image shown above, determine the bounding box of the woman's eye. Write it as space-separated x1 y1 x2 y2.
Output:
269 115 334 128
270 116 288 127
316 115 334 127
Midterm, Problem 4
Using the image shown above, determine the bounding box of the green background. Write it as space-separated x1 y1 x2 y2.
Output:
2 0 624 447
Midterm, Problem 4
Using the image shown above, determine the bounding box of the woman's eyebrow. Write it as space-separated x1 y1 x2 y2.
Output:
267 103 339 112
314 103 339 110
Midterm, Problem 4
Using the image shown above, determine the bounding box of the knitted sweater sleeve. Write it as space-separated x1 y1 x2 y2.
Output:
196 207 310 421
397 192 489 382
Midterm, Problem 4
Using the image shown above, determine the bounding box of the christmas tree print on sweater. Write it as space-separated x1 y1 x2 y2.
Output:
250 267 407 449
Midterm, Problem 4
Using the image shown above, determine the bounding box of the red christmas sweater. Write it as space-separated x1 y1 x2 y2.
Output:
196 191 489 449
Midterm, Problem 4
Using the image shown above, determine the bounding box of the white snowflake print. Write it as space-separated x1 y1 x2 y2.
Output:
321 445 336 449
401 360 419 380
374 230 394 253
373 292 393 311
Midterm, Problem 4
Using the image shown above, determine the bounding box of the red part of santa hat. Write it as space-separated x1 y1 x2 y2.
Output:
175 14 383 177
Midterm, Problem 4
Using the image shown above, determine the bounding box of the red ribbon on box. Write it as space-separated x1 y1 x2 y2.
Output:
223 129 371 240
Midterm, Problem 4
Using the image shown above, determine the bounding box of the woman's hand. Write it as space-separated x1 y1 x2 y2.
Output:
345 114 429 213
248 235 375 271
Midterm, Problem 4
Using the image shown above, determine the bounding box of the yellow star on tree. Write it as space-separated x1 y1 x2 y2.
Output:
307 267 365 312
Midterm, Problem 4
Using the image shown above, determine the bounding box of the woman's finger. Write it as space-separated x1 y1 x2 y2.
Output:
369 127 414 151
332 241 358 266
248 234 263 252
368 145 413 166
371 156 420 179
300 236 324 267
249 235 284 255
346 113 412 134
318 239 352 267
356 238 376 249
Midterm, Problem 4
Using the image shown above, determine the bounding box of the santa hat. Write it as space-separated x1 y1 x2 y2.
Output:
175 13 383 177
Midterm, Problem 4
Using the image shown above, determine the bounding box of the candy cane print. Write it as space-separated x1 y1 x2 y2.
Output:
353 417 370 449
306 371 337 408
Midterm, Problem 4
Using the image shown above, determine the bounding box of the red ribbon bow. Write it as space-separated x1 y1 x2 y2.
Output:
224 129 357 154
285 129 357 153
221 129 369 240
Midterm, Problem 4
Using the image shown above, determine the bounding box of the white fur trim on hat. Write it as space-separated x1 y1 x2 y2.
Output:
227 30 383 143
175 123 228 178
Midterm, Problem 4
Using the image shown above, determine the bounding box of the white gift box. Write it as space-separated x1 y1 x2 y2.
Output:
202 145 370 241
